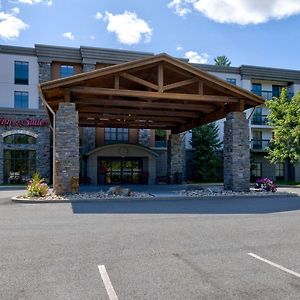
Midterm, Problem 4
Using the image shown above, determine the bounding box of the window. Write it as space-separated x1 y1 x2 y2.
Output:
155 129 167 147
14 91 29 109
226 78 236 85
253 162 262 178
252 83 262 96
276 163 285 180
4 134 36 144
252 130 262 149
104 128 129 144
60 65 74 78
3 150 36 184
272 85 284 98
15 61 29 85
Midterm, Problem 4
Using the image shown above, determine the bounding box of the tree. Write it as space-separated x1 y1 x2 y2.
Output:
214 56 231 66
190 122 222 182
266 89 300 164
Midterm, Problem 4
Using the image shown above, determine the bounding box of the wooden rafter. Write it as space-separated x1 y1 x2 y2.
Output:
120 72 158 90
70 87 238 103
74 98 215 112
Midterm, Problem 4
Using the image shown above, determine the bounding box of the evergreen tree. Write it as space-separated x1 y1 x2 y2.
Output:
214 56 231 66
266 89 300 164
190 123 222 182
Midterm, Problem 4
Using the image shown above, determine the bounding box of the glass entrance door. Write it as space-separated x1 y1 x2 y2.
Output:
3 150 36 184
98 157 144 184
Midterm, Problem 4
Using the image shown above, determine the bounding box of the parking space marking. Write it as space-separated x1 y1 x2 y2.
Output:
98 265 119 300
248 253 300 278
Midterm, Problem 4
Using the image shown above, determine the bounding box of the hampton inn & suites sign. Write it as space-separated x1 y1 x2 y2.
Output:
0 117 48 127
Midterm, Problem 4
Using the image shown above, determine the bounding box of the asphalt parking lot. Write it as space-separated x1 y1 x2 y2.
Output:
1 189 300 299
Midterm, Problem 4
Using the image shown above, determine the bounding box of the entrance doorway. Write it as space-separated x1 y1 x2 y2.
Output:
98 157 146 184
3 150 36 184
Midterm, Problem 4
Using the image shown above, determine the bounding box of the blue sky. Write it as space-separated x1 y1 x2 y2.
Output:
1 0 300 69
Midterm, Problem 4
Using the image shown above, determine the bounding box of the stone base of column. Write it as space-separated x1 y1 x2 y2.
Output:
223 112 250 192
167 133 185 184
54 103 79 195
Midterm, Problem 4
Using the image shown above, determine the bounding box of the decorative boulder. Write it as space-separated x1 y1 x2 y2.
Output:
107 186 131 197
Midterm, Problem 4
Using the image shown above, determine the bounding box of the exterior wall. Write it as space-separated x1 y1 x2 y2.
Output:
51 62 83 80
251 153 276 181
87 144 157 184
0 53 39 109
209 71 242 86
0 110 50 183
153 149 168 177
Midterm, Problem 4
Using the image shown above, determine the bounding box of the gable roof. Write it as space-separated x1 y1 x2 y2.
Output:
40 53 264 133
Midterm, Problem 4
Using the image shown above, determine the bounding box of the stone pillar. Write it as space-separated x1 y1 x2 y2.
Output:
54 103 79 195
223 112 250 192
138 129 151 147
167 133 185 184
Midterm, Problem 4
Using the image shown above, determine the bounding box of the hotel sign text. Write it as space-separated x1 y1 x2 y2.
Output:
0 117 48 127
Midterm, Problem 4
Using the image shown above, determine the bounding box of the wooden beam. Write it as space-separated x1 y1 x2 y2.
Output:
198 81 203 95
162 78 199 91
158 63 164 92
120 72 158 90
175 108 227 133
70 86 238 103
64 89 71 102
76 106 200 118
79 121 173 129
79 113 187 123
74 98 214 112
114 75 119 89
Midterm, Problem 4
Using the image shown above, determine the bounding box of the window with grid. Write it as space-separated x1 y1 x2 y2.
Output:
4 134 36 144
276 163 285 179
253 162 262 177
60 65 74 78
104 128 129 144
14 91 29 109
15 61 29 85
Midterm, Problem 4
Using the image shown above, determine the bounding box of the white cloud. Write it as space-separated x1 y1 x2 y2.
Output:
90 35 95 40
168 0 193 17
62 32 74 40
16 0 53 5
184 51 209 63
94 12 103 20
0 8 28 40
104 11 152 45
176 45 183 51
168 0 300 25
11 7 20 14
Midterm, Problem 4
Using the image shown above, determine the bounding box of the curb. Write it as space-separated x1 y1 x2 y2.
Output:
11 192 299 204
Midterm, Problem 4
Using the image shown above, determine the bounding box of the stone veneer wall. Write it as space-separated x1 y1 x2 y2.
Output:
138 129 151 147
0 111 50 183
223 112 250 192
81 63 96 155
54 103 79 194
38 62 51 109
167 133 185 183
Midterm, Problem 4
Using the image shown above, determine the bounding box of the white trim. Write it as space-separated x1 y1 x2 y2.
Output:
1 129 38 138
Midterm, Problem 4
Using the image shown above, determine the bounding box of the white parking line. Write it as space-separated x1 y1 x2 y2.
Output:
98 265 119 300
248 253 300 278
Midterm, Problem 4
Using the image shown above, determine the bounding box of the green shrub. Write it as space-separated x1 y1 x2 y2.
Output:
27 173 49 198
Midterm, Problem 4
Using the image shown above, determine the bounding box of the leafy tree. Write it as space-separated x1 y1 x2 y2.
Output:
214 55 231 66
266 89 300 164
190 123 222 182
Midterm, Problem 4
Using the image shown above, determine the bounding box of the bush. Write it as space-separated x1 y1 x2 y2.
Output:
27 173 49 197
255 178 277 192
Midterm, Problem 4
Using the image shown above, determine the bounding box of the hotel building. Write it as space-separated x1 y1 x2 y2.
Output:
0 44 300 185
